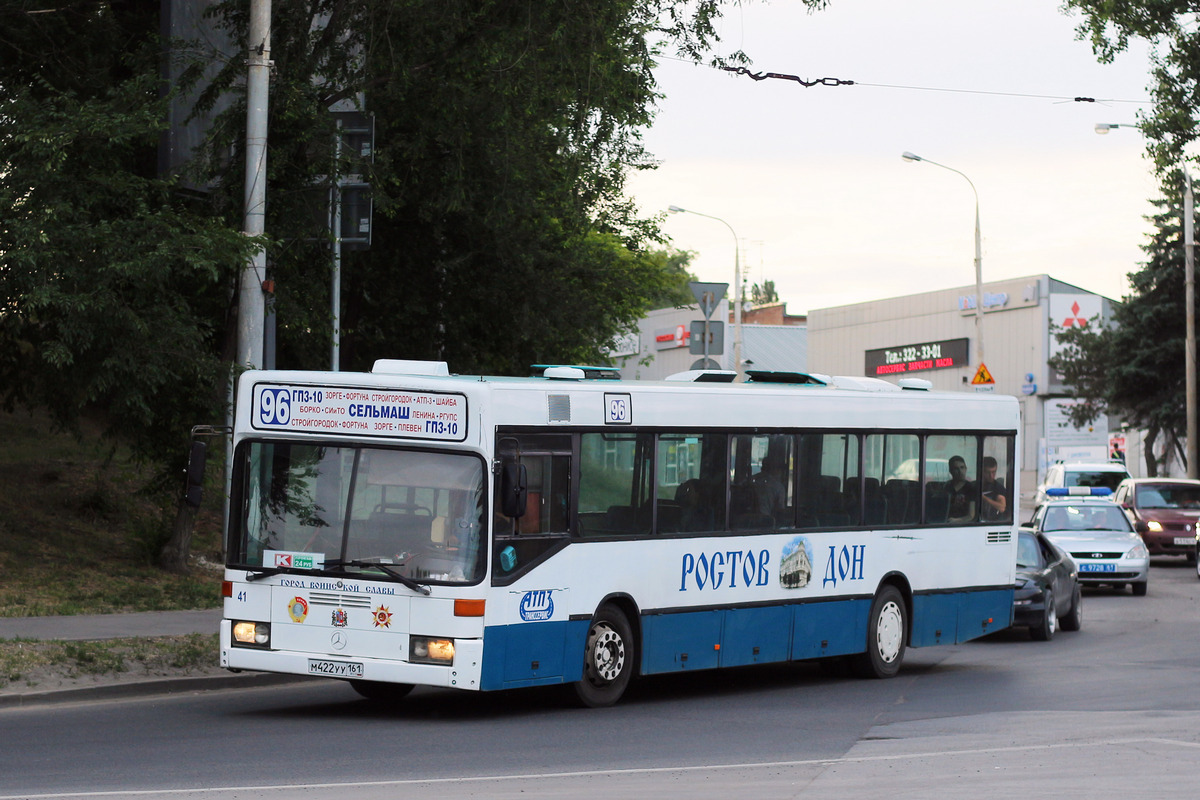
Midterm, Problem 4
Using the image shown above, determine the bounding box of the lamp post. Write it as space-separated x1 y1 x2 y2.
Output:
1096 123 1197 477
902 152 985 370
667 205 743 378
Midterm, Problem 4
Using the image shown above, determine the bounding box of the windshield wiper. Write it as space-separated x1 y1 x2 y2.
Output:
245 567 285 582
324 558 432 596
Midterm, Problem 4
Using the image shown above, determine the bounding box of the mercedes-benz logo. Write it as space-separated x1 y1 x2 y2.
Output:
331 631 347 650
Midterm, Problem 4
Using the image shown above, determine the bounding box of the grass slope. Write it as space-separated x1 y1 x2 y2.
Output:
0 409 223 617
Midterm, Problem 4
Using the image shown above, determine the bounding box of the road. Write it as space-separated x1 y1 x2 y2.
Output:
3 559 1200 799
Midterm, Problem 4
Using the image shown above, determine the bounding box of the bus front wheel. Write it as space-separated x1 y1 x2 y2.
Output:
574 604 635 708
852 585 907 679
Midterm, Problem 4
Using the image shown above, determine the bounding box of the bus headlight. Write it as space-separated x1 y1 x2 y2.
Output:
410 636 455 665
232 621 271 648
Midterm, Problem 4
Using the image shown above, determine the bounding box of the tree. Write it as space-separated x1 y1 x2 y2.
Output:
195 1 760 374
0 3 257 572
1067 0 1200 174
1059 1 1200 474
750 279 779 306
2 0 832 572
1048 198 1193 475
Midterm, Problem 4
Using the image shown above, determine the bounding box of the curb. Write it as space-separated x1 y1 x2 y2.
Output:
0 671 318 708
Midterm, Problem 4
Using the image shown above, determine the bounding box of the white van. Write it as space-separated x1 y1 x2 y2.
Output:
1035 461 1131 508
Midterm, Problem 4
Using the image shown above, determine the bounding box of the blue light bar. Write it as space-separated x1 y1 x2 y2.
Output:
1046 487 1113 497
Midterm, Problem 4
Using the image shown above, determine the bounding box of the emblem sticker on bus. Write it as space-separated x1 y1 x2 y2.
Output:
780 537 814 589
252 383 468 441
519 590 554 621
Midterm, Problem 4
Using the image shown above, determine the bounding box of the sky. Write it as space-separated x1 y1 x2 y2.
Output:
625 0 1161 315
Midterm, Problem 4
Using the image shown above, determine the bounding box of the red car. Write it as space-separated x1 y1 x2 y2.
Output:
1113 478 1200 563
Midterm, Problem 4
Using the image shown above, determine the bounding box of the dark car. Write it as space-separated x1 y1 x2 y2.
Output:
1113 478 1200 563
1013 528 1082 640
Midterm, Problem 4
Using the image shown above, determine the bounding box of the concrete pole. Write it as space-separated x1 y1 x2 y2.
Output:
667 206 742 378
973 196 984 368
330 118 347 371
1184 166 1196 478
237 0 271 370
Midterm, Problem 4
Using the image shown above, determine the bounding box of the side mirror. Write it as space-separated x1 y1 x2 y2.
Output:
500 462 528 518
184 440 207 508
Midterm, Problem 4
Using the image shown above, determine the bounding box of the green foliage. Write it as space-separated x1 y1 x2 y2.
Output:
1048 198 1194 471
0 0 764 568
198 0 745 373
1066 0 1200 179
0 3 256 492
751 279 779 306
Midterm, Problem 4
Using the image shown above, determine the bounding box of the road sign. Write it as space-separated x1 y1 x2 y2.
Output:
689 320 724 355
971 363 995 385
689 282 728 319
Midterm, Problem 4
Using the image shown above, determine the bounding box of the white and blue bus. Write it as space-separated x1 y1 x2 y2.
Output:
220 360 1020 706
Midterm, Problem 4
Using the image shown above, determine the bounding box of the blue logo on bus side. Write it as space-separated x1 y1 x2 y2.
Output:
519 590 554 621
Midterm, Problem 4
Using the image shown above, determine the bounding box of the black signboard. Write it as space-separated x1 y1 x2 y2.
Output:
864 337 970 377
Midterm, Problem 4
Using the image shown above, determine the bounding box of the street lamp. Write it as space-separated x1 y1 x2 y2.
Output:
1096 123 1197 477
902 152 985 370
667 205 743 378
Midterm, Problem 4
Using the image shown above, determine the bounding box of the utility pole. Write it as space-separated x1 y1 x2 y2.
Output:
1185 168 1196 477
237 0 271 369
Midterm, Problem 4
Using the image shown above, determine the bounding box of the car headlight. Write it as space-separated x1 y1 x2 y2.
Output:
410 636 455 665
1126 542 1149 559
1146 520 1164 532
232 620 271 648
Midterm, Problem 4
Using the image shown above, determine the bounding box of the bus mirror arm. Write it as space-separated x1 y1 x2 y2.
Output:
500 462 528 518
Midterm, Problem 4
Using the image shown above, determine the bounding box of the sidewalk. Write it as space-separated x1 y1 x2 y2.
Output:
0 609 312 707
0 608 222 641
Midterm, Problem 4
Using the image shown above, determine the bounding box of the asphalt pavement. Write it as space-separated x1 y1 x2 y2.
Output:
0 608 312 707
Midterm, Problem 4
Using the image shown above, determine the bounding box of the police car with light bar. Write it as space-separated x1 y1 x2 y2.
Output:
1029 487 1149 596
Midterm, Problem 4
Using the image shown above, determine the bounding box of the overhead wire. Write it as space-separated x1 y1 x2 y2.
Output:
652 56 1147 105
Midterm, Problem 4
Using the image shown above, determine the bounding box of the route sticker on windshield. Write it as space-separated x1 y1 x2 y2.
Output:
251 383 468 441
264 550 325 570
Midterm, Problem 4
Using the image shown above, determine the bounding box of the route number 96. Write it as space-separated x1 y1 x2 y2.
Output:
604 393 632 425
258 388 291 426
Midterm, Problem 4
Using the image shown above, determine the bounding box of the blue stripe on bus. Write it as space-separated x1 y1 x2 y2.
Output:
480 588 1013 691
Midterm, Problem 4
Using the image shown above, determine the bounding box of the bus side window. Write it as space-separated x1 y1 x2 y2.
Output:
659 432 727 533
578 432 653 537
493 434 571 579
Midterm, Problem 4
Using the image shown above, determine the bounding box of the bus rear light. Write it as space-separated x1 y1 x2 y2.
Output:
222 580 233 598
410 636 455 665
454 599 485 617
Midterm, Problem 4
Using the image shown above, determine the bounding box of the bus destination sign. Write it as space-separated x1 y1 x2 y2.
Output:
251 383 468 441
864 337 969 377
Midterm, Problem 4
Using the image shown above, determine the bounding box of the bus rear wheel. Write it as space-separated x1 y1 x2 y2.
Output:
574 604 635 708
852 585 907 679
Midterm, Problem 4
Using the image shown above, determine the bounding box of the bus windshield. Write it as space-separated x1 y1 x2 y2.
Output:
233 441 486 584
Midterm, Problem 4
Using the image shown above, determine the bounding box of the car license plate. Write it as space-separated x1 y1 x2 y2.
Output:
308 658 364 678
1174 537 1194 546
1080 563 1116 573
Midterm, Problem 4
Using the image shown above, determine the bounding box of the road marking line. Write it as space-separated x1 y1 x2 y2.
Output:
6 737 1199 799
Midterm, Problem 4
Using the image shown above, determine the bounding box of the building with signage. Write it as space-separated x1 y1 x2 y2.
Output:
807 275 1121 499
612 301 808 380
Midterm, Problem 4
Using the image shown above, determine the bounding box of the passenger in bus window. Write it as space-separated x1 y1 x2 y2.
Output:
944 455 976 523
751 452 788 519
676 478 713 531
980 456 1008 521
